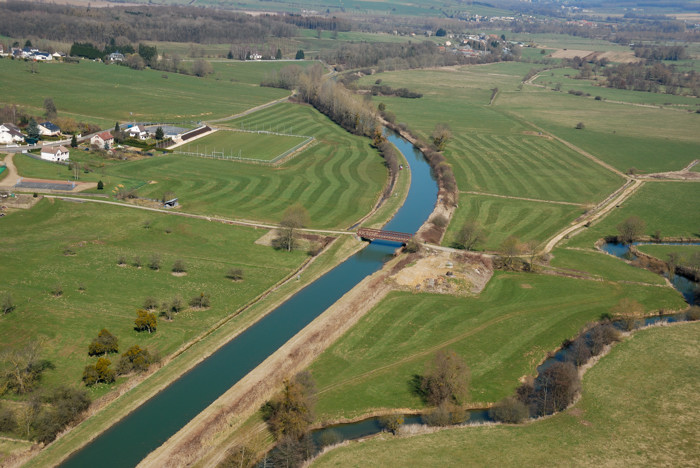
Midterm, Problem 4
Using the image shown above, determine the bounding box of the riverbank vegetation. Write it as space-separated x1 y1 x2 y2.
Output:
312 322 700 467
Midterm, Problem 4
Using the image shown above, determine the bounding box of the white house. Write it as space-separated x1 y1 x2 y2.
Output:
41 145 70 162
38 122 61 136
91 131 114 149
0 123 25 144
127 125 148 140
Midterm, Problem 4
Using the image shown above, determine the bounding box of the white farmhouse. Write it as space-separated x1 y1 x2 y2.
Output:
41 145 70 162
91 131 114 149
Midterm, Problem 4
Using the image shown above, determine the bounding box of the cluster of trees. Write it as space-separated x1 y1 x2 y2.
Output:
88 328 119 356
632 45 689 61
416 350 471 427
0 343 90 443
0 2 296 46
368 83 422 98
0 105 100 137
371 130 399 197
83 344 157 386
69 40 135 60
603 62 699 95
261 372 318 466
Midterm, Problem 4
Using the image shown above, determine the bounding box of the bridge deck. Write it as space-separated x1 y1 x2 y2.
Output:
357 227 413 243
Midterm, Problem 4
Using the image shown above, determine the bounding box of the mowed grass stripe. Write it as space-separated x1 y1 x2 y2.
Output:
104 103 386 228
443 193 583 250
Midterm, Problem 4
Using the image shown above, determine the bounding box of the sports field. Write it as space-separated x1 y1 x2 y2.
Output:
175 130 309 162
0 200 307 397
313 323 700 467
0 59 289 126
442 193 582 251
108 103 386 228
308 273 684 421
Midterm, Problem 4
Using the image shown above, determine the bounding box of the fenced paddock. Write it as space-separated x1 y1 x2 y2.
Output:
173 128 314 165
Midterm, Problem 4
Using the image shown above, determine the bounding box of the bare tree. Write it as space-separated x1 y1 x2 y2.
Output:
192 59 214 77
421 349 470 406
456 220 486 251
500 235 522 268
431 123 452 151
43 97 57 120
616 216 646 244
274 204 310 252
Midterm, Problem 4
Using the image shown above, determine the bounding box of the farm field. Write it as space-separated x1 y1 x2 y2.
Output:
532 67 699 107
442 193 582 251
0 199 307 398
499 87 700 173
636 244 700 266
549 247 667 285
307 273 684 421
313 323 700 467
174 130 309 162
0 59 289 126
361 67 623 204
566 182 700 248
108 103 386 228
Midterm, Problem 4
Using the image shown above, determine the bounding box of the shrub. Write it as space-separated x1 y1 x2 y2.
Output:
0 404 17 432
2 294 15 314
88 328 119 356
172 259 186 273
431 214 448 228
686 306 700 321
133 256 142 268
63 247 76 256
82 357 115 386
51 283 63 297
421 350 469 406
189 292 210 309
134 309 157 333
404 238 421 253
378 414 404 434
489 396 529 423
575 122 585 129
148 254 161 270
97 180 104 190
143 296 159 310
116 345 154 375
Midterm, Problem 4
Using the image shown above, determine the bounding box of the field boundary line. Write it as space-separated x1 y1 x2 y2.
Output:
461 190 585 206
43 195 354 236
206 94 292 124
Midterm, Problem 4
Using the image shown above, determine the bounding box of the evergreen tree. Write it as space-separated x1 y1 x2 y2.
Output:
27 118 40 140
70 134 78 148
276 48 282 60
295 49 305 60
155 127 164 140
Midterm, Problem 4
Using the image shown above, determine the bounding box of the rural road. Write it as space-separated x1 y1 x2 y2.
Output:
0 153 20 188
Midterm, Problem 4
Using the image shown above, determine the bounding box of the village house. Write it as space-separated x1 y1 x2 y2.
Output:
91 131 114 149
127 125 148 140
108 52 125 62
40 145 70 162
38 122 61 137
0 123 25 145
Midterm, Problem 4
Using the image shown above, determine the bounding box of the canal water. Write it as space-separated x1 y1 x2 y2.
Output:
61 132 438 467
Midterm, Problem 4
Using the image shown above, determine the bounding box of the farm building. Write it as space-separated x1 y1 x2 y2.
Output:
38 122 61 136
41 145 70 162
91 131 114 148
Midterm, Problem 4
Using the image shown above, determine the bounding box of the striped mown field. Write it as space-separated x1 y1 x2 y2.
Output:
443 193 582 250
448 133 622 203
110 103 386 229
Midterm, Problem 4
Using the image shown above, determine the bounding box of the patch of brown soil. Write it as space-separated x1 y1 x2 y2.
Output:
549 49 594 59
391 249 493 295
171 272 188 277
521 283 533 289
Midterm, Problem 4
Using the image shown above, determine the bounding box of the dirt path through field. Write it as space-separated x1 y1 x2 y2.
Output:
461 190 585 207
0 153 20 188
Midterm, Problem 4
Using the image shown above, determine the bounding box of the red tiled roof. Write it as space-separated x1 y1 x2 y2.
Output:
96 131 113 140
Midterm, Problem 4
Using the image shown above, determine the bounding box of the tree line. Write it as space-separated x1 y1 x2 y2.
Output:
0 2 297 47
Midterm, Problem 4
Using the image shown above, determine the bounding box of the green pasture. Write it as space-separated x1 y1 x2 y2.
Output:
533 67 700 106
363 67 623 203
636 244 700 267
0 59 287 125
0 199 306 398
549 248 667 285
209 60 316 83
567 182 700 248
443 193 582 251
108 103 386 228
175 130 308 161
313 323 700 467
308 273 684 420
499 87 700 173
13 153 141 193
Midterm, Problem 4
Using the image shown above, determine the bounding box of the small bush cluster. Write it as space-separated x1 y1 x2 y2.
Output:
189 292 210 309
87 328 119 356
116 345 157 375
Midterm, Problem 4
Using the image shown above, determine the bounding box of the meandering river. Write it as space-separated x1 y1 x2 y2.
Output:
60 132 438 467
